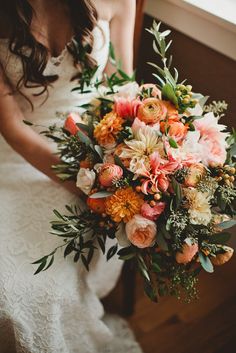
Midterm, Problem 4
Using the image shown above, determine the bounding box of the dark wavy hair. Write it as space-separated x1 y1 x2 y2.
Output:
1 0 98 97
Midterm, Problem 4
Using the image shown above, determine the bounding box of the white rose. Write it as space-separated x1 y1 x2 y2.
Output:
76 168 96 195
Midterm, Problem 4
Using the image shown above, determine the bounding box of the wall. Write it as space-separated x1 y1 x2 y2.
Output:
136 15 236 127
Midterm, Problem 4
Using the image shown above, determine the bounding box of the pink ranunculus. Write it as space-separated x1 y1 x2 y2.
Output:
114 97 141 119
194 112 229 166
98 163 123 187
64 112 82 135
126 215 157 249
139 83 162 99
141 202 166 221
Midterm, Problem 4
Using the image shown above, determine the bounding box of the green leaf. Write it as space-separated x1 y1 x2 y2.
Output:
152 262 162 273
34 259 47 275
219 220 236 230
144 281 158 302
199 252 214 273
119 253 135 261
23 119 34 126
43 255 55 271
162 83 178 106
97 237 106 254
64 241 75 257
156 231 168 251
169 138 178 149
94 145 104 160
81 255 89 271
107 244 118 261
76 130 93 146
208 232 231 245
89 191 113 199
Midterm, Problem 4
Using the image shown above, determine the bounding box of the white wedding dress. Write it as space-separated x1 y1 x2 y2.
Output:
0 20 142 353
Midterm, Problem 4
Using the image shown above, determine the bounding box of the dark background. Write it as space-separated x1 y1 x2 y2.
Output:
136 15 236 128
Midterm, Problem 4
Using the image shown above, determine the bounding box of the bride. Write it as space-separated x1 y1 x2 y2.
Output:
0 1 139 352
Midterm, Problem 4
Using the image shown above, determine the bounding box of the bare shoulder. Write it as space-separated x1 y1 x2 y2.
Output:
94 0 136 22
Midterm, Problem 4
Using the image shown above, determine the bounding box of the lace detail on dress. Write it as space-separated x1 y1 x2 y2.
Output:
0 19 143 353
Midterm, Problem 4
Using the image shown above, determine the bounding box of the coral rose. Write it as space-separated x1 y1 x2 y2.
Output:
87 197 106 214
98 163 123 187
141 202 166 221
211 246 234 266
114 97 141 119
137 98 167 124
64 112 82 135
161 120 188 142
185 163 206 187
176 241 198 264
126 215 157 248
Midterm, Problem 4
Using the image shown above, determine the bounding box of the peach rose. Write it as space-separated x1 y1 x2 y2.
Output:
87 197 106 214
168 121 188 142
211 246 234 266
139 84 162 99
126 215 157 248
64 112 82 135
98 163 123 187
114 97 141 119
137 98 167 124
141 202 166 221
185 163 206 187
175 241 198 264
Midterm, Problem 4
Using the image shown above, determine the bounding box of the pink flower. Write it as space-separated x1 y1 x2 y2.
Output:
141 202 166 221
141 152 179 194
114 97 141 119
194 113 229 166
98 163 123 187
139 83 162 99
64 112 82 135
126 215 157 248
175 241 198 264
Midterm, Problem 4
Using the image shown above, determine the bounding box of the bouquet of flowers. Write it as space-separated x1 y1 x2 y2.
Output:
31 22 236 302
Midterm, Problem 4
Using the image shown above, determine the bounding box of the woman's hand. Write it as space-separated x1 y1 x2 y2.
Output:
0 66 83 198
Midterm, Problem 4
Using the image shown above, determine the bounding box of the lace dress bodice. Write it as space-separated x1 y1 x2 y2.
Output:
0 19 142 353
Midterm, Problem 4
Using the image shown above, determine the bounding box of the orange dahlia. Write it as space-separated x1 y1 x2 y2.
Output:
105 188 144 223
94 112 124 147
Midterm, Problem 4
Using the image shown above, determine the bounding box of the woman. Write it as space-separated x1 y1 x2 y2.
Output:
0 1 140 352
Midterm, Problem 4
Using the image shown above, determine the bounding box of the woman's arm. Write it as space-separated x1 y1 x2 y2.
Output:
0 67 79 195
104 0 136 76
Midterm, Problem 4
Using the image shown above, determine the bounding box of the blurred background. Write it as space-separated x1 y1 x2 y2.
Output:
104 1 236 352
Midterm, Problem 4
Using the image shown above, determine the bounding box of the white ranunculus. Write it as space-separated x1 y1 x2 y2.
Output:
76 168 96 195
184 188 212 226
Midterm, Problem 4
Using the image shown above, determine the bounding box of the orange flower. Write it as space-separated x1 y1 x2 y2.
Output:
176 242 198 264
160 120 188 142
162 101 179 120
87 197 106 214
80 158 93 169
94 112 124 147
137 98 167 124
211 246 234 266
105 187 144 223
